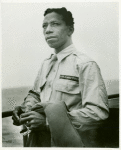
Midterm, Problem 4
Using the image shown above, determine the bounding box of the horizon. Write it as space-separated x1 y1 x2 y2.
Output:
2 79 119 97
2 78 119 90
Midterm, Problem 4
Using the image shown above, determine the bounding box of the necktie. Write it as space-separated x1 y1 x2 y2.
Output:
46 54 57 78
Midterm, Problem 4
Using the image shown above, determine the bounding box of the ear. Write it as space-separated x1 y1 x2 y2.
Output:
67 25 74 36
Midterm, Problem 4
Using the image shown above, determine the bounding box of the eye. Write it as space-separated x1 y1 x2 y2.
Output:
51 22 60 26
42 24 47 29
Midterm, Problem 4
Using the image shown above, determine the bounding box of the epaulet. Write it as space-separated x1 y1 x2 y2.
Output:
73 50 94 65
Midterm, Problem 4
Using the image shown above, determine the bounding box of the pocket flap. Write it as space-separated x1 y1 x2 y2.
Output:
55 80 80 94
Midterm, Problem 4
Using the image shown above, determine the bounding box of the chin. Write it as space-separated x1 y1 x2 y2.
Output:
48 45 56 48
47 43 59 49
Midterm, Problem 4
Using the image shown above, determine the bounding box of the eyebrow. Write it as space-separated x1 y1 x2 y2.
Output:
43 20 60 25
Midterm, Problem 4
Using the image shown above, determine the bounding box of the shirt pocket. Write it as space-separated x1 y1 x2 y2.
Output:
54 80 81 108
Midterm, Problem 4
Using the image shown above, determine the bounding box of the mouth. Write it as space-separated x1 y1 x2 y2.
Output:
46 36 56 41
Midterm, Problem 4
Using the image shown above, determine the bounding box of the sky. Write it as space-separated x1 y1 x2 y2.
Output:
1 2 119 88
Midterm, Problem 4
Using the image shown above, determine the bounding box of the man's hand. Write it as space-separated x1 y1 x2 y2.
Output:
20 111 46 130
12 106 23 126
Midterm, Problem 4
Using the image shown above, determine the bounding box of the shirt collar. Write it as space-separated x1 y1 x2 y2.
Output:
53 44 76 62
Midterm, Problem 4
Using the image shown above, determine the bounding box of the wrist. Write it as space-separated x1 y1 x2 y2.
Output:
40 102 48 109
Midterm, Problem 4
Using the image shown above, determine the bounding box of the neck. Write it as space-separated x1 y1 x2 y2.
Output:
54 38 73 54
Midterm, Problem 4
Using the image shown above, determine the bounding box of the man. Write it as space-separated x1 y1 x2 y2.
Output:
12 7 109 147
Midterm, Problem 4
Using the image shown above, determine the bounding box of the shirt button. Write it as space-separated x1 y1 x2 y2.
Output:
53 69 56 72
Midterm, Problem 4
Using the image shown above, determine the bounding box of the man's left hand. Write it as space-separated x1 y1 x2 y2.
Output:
20 111 46 130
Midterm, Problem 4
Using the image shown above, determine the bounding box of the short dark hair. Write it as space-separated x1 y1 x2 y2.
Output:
44 7 74 28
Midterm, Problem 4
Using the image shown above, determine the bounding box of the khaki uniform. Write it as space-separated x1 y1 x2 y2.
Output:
22 44 109 146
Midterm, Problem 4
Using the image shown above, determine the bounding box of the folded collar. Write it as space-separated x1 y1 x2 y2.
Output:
55 44 76 62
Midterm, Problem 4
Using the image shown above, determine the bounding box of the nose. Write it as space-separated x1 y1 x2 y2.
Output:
45 24 53 34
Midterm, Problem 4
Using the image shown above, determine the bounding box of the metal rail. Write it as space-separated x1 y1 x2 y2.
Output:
2 94 119 118
108 94 119 99
2 110 13 118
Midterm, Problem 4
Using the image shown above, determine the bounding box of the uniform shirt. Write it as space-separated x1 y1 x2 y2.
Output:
22 44 109 131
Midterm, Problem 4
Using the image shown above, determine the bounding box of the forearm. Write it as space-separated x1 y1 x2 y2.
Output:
67 105 109 131
21 90 41 112
68 105 109 123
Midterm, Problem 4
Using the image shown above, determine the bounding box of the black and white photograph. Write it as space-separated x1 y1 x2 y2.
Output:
1 1 119 148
